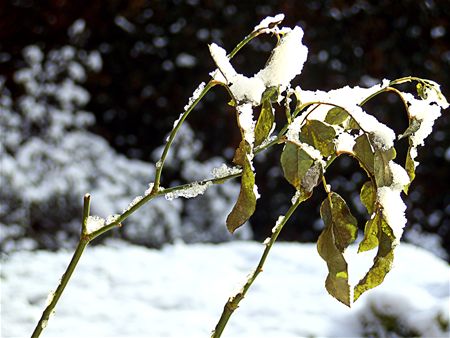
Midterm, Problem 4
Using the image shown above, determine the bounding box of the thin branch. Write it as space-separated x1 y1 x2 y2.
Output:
31 195 91 338
210 194 304 338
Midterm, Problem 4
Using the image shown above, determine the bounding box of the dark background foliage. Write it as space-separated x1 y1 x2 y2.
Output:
1 0 449 255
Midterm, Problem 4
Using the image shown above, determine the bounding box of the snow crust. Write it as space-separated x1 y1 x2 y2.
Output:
2 241 448 337
85 215 105 234
164 181 212 200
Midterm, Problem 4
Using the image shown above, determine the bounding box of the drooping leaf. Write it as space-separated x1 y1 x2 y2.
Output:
354 212 396 301
254 99 274 147
353 134 374 176
226 152 256 233
360 181 375 215
324 107 349 125
299 119 336 157
280 142 314 190
232 139 246 167
373 147 396 187
358 209 380 253
404 145 416 193
345 116 360 131
317 192 358 307
398 118 421 140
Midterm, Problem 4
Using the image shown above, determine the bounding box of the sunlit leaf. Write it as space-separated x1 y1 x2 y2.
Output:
360 181 375 215
232 140 246 167
358 209 380 253
299 119 336 157
254 99 274 147
354 212 396 301
324 107 349 125
398 118 421 140
317 192 358 307
280 142 314 190
226 152 256 233
373 147 396 187
404 146 416 193
353 134 374 176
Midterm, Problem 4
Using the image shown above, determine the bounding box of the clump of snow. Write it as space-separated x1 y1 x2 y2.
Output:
377 187 407 241
254 14 285 32
2 242 448 337
85 215 106 234
295 85 395 150
256 26 308 89
165 181 212 200
388 161 410 190
183 81 206 111
335 132 356 154
229 74 266 105
209 19 308 106
123 195 144 213
211 164 242 179
237 103 256 147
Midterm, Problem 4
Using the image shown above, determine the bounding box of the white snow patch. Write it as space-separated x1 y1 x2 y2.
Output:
377 187 407 242
335 132 356 154
256 26 308 89
254 14 285 32
237 103 256 147
2 242 448 337
184 81 206 111
211 164 242 179
165 181 212 200
85 215 106 234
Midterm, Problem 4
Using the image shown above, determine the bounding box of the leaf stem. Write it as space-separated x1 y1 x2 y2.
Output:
210 195 303 338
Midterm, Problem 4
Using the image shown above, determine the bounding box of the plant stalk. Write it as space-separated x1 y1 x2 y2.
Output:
30 238 89 338
210 195 303 338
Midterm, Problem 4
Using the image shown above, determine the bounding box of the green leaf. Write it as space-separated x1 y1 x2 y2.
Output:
317 192 358 307
358 209 380 253
345 116 360 131
398 118 421 140
416 82 427 100
353 134 374 176
232 140 246 166
354 212 396 301
324 107 349 125
360 181 375 215
226 152 257 233
373 147 396 187
254 99 274 147
299 119 336 157
280 142 314 190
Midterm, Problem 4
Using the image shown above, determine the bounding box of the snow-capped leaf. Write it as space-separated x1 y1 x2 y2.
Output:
280 142 314 190
353 134 374 176
254 98 274 147
360 181 375 215
299 119 336 157
354 212 396 301
317 192 358 307
324 107 349 125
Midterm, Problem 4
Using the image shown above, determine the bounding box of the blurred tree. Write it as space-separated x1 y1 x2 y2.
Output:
1 0 449 257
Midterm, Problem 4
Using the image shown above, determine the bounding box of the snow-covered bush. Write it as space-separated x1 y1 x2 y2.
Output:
0 41 249 252
23 14 447 338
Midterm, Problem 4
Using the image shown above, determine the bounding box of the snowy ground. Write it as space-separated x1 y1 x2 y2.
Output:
1 240 449 338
